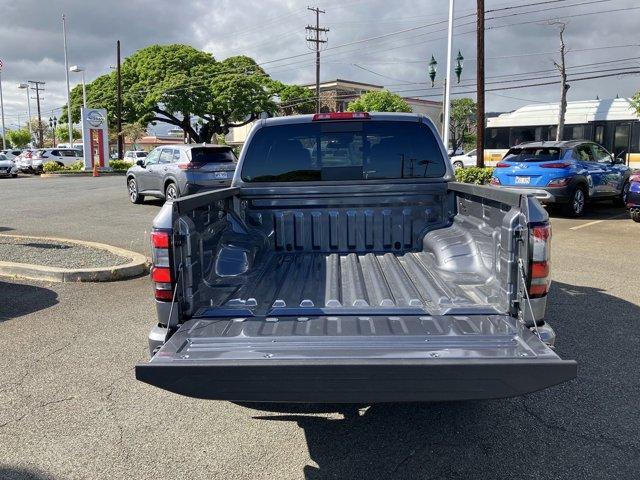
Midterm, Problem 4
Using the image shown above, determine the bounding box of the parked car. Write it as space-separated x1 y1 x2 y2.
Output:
451 149 477 169
135 112 576 404
26 148 83 173
0 153 19 178
125 144 237 204
627 171 640 222
0 149 24 161
16 149 36 172
124 150 147 162
490 141 631 216
447 146 464 157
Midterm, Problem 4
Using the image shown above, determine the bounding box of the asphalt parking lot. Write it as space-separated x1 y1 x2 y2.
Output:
0 175 639 480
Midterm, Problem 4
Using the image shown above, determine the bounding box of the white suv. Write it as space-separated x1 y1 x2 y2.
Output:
30 148 83 172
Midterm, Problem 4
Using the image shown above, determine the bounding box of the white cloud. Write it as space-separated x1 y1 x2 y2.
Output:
0 0 638 128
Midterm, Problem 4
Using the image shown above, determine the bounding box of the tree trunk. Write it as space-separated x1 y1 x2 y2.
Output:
553 22 568 142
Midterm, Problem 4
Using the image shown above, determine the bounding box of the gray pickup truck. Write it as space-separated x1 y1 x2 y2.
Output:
136 112 576 403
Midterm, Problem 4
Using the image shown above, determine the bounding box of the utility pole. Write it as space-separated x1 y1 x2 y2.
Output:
28 80 45 148
306 7 328 113
551 21 568 141
62 14 73 146
116 40 123 159
0 67 6 150
442 0 455 151
476 0 485 167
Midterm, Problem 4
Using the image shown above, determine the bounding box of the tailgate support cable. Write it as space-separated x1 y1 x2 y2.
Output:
517 258 543 342
165 262 184 343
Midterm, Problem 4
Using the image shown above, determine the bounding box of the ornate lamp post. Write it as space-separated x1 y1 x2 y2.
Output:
455 51 464 83
49 116 58 147
428 55 438 87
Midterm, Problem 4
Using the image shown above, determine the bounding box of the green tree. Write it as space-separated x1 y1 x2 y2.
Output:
121 122 147 150
7 129 32 148
55 126 82 141
632 91 640 116
61 45 282 143
347 90 412 113
450 98 477 153
272 82 315 115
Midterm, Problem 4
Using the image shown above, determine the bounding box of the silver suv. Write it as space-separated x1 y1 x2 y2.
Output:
125 144 237 204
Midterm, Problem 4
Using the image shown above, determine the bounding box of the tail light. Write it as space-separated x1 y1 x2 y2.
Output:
490 177 501 186
150 230 174 301
547 178 569 187
177 162 204 170
495 162 510 168
529 223 551 298
541 162 571 169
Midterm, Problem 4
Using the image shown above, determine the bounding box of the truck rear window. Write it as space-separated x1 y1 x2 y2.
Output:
504 147 562 161
190 147 236 163
241 121 446 182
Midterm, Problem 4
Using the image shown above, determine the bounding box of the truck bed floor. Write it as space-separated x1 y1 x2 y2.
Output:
198 251 501 316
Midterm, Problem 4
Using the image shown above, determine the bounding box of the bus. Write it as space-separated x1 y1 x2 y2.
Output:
485 98 640 167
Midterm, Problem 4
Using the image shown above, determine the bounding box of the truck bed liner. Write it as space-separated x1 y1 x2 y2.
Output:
198 251 501 317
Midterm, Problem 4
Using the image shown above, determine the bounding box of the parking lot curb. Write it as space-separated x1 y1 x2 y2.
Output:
39 171 127 178
0 234 149 282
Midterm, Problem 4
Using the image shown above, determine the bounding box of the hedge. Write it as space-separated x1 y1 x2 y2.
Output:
454 167 495 185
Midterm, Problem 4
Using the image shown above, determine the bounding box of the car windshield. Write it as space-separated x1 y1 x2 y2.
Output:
241 120 446 182
136 152 147 158
190 147 236 163
0 154 6 160
504 147 562 162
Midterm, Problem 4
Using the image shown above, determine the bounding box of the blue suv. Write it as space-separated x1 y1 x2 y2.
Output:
490 141 631 216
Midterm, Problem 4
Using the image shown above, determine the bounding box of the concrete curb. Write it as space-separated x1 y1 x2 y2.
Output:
40 171 127 178
0 234 149 282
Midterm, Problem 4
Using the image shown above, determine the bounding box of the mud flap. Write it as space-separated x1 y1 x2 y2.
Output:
135 314 576 403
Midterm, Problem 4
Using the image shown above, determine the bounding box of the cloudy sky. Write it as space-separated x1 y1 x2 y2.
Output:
0 0 638 131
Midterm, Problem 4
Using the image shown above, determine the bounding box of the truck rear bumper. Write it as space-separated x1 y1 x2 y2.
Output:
136 315 576 403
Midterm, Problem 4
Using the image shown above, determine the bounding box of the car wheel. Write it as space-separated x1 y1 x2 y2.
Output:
128 177 144 204
453 161 464 170
630 210 640 223
614 181 630 207
165 182 179 201
563 186 586 217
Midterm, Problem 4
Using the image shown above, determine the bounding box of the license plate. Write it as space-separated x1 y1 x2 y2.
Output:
515 176 530 184
214 172 230 179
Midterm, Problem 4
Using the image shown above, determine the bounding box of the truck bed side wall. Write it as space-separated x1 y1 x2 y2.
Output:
170 182 526 320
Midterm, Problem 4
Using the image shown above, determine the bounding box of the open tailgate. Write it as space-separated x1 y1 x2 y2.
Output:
136 314 576 403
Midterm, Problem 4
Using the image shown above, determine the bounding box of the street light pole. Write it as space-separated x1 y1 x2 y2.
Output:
18 83 33 144
62 14 73 146
0 69 6 149
442 0 455 151
70 65 87 108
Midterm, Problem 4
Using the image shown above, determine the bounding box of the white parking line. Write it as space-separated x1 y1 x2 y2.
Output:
569 213 628 230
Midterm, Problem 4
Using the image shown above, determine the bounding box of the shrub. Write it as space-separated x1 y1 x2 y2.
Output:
42 161 63 173
454 166 495 185
109 159 134 171
68 161 84 171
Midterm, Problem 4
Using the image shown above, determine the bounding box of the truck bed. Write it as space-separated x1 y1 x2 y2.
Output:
197 249 500 317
